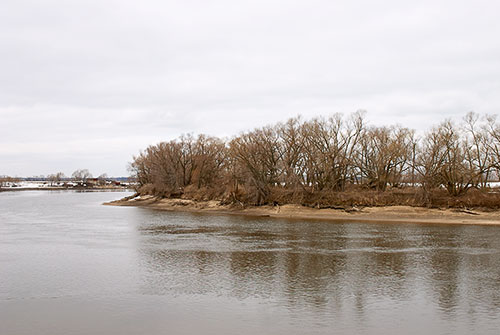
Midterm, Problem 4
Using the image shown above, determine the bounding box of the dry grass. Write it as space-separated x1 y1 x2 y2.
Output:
138 182 500 210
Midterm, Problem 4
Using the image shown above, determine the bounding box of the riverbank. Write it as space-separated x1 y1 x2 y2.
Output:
105 195 500 226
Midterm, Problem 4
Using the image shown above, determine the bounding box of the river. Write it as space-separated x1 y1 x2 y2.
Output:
1 191 500 334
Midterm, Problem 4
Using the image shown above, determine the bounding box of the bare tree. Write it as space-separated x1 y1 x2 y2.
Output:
72 169 92 182
190 134 227 189
229 126 283 204
128 112 500 207
416 121 474 196
97 173 108 186
301 112 364 192
276 117 307 194
47 172 66 186
356 125 413 191
462 112 492 187
0 176 20 188
486 114 500 178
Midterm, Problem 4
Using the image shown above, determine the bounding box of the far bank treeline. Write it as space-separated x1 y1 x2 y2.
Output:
129 112 500 208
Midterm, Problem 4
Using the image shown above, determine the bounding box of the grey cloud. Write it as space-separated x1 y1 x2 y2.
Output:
1 0 499 176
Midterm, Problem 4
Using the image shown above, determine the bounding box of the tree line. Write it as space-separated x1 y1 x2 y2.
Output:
129 112 500 208
46 170 109 186
0 170 109 187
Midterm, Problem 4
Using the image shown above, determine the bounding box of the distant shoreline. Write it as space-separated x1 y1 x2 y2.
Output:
105 195 500 226
0 187 132 192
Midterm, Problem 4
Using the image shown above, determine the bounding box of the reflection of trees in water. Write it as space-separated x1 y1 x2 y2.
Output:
342 224 413 321
229 251 277 299
138 248 231 295
425 228 462 315
421 226 500 319
135 215 500 320
279 224 347 311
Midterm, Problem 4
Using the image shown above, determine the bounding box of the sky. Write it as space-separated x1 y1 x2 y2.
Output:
1 0 499 177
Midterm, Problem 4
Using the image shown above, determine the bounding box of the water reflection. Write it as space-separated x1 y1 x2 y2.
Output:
136 210 500 326
2 192 500 335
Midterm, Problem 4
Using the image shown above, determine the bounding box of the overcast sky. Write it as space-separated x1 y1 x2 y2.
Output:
1 0 499 177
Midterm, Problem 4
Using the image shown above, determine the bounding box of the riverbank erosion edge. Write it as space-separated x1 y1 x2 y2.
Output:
105 195 500 226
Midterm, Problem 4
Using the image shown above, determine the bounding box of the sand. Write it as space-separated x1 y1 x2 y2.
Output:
105 195 500 226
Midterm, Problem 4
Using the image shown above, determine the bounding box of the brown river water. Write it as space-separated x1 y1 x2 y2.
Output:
1 191 500 334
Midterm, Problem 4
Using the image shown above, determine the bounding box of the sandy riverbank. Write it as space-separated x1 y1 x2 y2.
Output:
105 195 500 226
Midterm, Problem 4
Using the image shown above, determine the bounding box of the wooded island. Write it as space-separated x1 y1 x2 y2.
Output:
129 112 500 209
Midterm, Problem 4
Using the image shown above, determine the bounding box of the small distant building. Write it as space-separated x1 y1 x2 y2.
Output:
86 178 98 186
